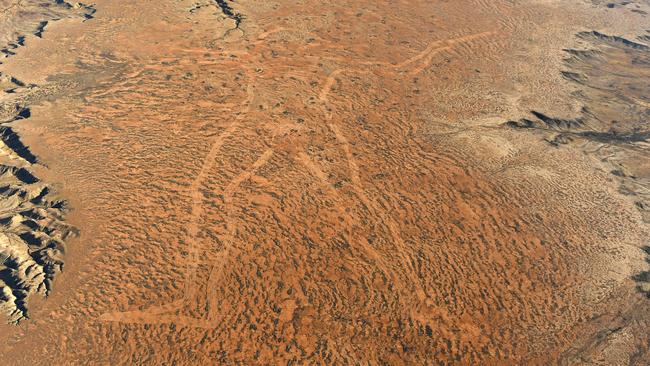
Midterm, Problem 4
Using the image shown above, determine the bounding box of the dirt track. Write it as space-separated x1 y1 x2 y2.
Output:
0 0 649 364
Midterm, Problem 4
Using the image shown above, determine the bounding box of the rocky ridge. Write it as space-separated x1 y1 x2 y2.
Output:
0 0 93 323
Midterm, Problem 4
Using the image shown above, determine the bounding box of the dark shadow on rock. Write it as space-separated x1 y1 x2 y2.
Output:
632 245 650 298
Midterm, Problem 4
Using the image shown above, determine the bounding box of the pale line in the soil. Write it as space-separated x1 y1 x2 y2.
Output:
205 148 274 321
99 70 255 326
99 29 497 326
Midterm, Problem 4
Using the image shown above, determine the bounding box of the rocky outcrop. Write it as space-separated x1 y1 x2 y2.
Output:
0 120 76 323
1 1 94 62
0 0 93 323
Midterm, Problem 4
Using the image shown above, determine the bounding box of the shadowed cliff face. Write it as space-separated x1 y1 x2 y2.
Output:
506 30 650 222
590 0 650 14
503 28 650 365
0 0 94 60
0 0 648 364
0 0 92 323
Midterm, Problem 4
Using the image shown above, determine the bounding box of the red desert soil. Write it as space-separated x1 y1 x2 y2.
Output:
0 0 649 364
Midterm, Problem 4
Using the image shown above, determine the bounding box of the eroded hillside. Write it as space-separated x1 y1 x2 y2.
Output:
0 0 647 364
0 0 92 323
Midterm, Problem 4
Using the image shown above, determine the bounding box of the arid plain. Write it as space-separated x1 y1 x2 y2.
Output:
0 0 649 364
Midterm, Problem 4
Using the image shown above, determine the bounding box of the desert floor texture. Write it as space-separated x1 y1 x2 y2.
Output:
0 0 649 364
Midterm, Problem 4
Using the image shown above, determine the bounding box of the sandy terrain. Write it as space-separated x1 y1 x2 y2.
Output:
0 0 648 364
